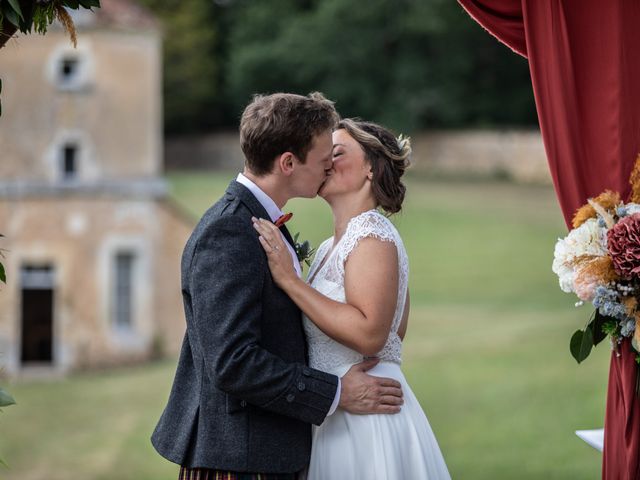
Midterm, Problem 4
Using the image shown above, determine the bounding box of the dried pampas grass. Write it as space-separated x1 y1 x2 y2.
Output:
572 190 621 228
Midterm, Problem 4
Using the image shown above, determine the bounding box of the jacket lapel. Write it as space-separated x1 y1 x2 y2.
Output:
225 180 296 249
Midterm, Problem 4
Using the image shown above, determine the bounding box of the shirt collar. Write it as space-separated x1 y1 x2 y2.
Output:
236 173 283 223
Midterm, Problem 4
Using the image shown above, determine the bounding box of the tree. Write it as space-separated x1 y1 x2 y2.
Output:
138 0 220 134
224 0 536 133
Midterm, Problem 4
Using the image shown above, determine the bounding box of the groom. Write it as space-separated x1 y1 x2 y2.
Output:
151 92 403 478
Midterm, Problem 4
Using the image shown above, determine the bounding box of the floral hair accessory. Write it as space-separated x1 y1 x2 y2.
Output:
396 133 410 152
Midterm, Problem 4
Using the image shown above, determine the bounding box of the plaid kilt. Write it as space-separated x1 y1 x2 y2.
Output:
178 467 298 480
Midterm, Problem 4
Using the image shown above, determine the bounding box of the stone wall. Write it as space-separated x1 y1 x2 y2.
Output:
0 196 192 376
411 130 550 183
165 129 551 183
0 29 162 181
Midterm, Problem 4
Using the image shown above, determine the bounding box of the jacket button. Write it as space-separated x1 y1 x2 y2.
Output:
286 393 295 403
240 400 247 408
297 382 306 391
302 367 311 376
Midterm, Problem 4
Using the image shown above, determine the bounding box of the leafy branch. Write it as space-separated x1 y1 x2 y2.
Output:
0 0 100 48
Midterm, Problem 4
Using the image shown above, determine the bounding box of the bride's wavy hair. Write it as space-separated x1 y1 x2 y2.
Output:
336 119 411 214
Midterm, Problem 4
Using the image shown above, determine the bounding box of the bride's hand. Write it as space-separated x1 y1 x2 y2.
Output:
252 217 298 288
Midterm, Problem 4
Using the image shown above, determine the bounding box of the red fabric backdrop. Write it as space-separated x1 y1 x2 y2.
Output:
457 1 640 478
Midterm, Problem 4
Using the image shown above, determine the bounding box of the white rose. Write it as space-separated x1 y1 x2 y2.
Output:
552 218 607 294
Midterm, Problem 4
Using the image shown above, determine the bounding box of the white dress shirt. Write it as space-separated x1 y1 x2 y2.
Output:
236 173 302 277
236 173 340 415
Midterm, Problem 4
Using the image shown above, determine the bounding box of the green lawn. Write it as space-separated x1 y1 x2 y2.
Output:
0 172 609 479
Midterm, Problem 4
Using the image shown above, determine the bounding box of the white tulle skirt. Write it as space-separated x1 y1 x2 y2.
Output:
304 362 451 480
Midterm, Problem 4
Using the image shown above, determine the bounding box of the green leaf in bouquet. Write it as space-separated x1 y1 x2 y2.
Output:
0 387 15 407
591 310 610 346
0 263 5 283
570 328 593 363
6 0 24 21
4 7 21 28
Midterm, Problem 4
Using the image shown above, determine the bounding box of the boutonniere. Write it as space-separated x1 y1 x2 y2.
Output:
293 232 315 267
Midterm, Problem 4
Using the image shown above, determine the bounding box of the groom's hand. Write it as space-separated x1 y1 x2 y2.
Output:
338 358 403 414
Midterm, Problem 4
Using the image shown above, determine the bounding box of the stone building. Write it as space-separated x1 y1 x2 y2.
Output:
0 0 193 376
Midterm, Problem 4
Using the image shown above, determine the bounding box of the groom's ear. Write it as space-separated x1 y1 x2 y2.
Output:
277 152 296 176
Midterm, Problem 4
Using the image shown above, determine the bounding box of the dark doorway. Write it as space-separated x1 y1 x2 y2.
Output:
20 265 55 365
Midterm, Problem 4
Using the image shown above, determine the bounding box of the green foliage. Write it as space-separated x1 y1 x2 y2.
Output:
0 0 100 35
136 0 536 134
137 0 220 134
570 311 616 363
570 326 594 364
0 388 15 408
224 0 536 133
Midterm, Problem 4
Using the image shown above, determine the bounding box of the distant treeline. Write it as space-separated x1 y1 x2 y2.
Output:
140 0 537 135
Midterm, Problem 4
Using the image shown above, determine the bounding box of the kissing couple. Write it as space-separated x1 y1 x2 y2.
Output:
152 92 450 479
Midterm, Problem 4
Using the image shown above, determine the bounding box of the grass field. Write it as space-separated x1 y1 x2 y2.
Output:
0 172 610 479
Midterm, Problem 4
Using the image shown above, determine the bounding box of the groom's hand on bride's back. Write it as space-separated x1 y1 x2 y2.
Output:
338 358 403 414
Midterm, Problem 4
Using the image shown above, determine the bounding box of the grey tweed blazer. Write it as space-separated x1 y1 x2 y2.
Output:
151 180 338 473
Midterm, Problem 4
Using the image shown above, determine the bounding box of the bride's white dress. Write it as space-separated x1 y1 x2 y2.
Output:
303 209 451 480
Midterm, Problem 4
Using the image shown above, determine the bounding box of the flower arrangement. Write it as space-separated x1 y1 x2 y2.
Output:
553 156 640 374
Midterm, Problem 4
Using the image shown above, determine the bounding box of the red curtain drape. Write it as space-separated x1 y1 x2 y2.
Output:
457 1 640 479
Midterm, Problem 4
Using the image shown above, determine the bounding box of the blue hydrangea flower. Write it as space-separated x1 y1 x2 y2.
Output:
621 319 636 337
593 286 629 320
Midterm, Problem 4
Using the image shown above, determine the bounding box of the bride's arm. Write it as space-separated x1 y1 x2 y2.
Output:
398 291 410 341
253 218 398 356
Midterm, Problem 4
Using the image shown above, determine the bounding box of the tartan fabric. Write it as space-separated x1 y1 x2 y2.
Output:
179 466 298 480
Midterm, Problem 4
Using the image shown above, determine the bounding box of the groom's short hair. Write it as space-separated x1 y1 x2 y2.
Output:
240 92 339 176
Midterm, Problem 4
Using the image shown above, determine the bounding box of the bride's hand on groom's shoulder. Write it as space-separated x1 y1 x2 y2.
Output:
339 358 403 415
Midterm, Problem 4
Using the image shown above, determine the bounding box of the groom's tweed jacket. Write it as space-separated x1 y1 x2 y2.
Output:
152 180 338 473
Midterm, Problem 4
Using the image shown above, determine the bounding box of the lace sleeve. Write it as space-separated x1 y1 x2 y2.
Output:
336 210 399 274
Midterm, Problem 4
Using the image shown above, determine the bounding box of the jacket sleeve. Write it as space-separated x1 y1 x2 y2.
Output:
188 214 338 426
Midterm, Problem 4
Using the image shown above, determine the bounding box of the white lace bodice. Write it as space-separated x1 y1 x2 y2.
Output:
303 209 409 375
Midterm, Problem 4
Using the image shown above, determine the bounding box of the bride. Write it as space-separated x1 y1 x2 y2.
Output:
252 119 451 479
